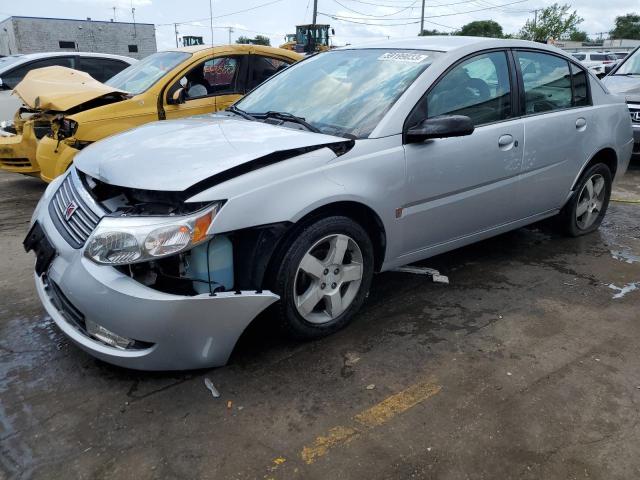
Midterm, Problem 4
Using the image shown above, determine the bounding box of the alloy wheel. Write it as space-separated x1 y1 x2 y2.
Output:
293 233 364 324
576 173 606 230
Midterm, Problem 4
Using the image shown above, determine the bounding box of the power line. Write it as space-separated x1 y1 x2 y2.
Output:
332 0 420 17
156 0 285 27
321 0 529 21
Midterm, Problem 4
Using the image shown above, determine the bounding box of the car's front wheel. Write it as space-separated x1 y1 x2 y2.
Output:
560 163 612 236
272 216 374 339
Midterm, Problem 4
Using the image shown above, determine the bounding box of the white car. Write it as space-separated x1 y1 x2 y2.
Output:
0 52 137 122
570 52 617 77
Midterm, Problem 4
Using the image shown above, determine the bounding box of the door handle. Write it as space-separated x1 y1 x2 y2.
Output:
576 118 587 130
498 134 514 150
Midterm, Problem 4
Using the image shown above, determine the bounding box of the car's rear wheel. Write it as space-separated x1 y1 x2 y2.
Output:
272 216 374 339
560 163 612 236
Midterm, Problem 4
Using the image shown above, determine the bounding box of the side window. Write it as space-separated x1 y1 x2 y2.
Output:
571 63 589 107
248 56 291 90
3 57 74 88
204 57 241 94
516 51 572 114
78 58 129 82
175 56 243 100
426 51 512 126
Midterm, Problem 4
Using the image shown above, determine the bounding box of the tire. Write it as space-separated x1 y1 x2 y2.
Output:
271 216 374 340
559 163 612 237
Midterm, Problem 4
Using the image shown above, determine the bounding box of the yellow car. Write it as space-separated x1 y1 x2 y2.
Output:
0 44 302 182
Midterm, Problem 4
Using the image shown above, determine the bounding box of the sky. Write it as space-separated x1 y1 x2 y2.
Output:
0 0 638 50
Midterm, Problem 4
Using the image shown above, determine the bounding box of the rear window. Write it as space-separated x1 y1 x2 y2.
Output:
590 54 607 61
572 54 586 61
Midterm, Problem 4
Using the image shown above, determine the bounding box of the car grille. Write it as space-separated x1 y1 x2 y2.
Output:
0 158 31 168
48 174 101 249
629 105 640 124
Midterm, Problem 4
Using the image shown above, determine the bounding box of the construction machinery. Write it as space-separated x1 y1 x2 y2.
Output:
280 24 333 54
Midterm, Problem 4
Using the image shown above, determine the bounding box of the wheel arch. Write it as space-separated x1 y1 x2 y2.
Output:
232 200 388 291
290 201 387 273
571 147 618 191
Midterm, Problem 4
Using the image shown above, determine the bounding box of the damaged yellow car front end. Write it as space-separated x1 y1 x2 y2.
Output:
0 66 131 179
0 45 302 182
0 118 40 175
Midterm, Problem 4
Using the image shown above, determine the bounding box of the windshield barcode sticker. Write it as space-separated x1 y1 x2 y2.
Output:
378 53 429 63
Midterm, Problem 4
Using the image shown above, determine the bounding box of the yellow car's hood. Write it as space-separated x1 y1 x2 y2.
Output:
13 66 129 112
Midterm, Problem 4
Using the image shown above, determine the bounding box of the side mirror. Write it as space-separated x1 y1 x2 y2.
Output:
405 115 474 144
167 87 186 105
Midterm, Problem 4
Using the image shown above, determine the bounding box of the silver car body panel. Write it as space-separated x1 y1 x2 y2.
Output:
74 116 348 191
32 37 634 370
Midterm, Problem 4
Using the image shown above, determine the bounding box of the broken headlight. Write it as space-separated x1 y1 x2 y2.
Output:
84 202 223 265
55 118 78 140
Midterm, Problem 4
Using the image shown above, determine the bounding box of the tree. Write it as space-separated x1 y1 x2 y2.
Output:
457 20 503 38
569 30 591 42
610 13 640 40
419 29 449 36
235 35 271 46
518 3 583 42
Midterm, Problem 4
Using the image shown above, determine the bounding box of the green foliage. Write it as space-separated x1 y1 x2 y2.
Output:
419 29 449 36
519 3 583 41
610 13 640 40
569 30 591 42
457 20 503 38
235 35 271 46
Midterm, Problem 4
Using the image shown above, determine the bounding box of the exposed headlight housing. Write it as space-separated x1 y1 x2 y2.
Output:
84 202 223 265
54 117 78 140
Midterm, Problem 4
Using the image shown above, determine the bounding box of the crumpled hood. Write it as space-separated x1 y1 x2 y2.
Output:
13 66 128 111
602 75 640 103
75 115 349 192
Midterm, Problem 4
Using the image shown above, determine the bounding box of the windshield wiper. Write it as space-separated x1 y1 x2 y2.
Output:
225 105 256 121
614 72 640 76
254 111 321 133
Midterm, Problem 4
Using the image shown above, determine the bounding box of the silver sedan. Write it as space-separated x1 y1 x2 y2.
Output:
26 37 633 370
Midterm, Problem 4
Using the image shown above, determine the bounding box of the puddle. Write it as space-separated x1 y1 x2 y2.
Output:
610 250 640 264
608 282 639 299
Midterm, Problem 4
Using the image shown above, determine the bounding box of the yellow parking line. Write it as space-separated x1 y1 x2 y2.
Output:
300 378 441 464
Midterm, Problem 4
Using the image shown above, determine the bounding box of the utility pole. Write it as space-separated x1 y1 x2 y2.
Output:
112 6 117 22
312 0 318 25
174 23 179 47
131 6 137 37
209 0 214 46
420 0 425 36
228 27 234 44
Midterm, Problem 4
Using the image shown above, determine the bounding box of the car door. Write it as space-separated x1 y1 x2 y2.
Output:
163 55 248 119
402 50 525 254
515 50 594 214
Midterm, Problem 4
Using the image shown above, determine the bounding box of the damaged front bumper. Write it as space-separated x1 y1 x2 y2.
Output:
0 121 41 175
28 172 279 370
37 136 80 183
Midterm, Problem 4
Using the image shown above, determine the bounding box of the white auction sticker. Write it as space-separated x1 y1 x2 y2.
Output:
378 52 429 63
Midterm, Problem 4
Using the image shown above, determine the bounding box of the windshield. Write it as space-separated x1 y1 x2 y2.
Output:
615 48 640 75
105 51 191 94
236 49 440 138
